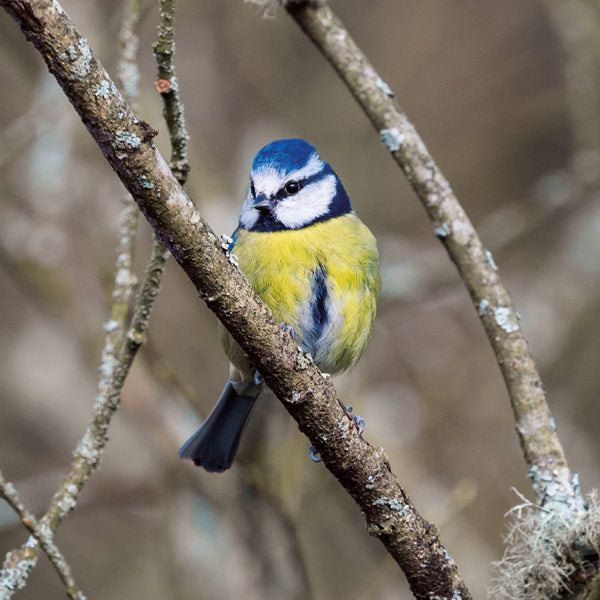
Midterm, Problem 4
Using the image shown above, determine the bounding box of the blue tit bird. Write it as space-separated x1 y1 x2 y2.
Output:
179 138 380 472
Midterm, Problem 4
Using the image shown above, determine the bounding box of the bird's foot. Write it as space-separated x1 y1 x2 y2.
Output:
346 405 365 435
254 325 296 386
280 322 297 340
309 445 322 463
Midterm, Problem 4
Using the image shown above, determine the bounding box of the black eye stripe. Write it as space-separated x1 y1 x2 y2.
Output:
253 168 327 201
275 169 325 199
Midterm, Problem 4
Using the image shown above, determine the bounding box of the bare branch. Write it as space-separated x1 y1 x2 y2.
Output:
284 1 582 513
0 1 471 598
0 471 85 600
153 0 190 185
0 1 145 594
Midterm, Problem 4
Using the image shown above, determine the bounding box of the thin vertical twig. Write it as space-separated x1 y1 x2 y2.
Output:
125 0 192 357
154 0 190 186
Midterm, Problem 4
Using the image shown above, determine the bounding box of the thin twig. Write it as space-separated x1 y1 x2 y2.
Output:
0 471 85 600
125 0 192 355
123 0 192 356
285 1 583 514
153 0 190 185
0 1 145 595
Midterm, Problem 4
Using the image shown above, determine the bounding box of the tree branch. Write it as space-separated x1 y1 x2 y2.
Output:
284 1 583 513
0 471 85 600
1 0 147 594
0 1 471 598
153 0 190 185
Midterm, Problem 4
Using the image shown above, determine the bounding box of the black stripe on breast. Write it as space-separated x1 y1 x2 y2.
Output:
309 263 329 342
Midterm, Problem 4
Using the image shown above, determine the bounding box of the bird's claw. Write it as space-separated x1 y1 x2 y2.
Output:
309 406 365 464
280 322 297 340
309 445 322 462
346 405 365 435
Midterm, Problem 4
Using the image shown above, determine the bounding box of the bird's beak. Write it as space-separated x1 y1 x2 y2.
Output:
253 194 272 212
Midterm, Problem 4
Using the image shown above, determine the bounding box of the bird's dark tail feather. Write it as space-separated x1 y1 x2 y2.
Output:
178 380 259 472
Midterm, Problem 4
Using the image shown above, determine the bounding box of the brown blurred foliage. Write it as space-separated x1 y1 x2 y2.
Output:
1 1 599 599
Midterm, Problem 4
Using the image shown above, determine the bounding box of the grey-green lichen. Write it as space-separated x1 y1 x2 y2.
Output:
376 76 393 97
74 427 102 466
113 129 141 150
478 299 490 316
372 495 409 515
380 128 404 152
527 467 585 514
485 249 498 272
139 175 154 189
493 306 519 334
490 491 600 599
433 222 451 238
220 233 233 249
0 472 86 599
225 251 239 267
0 558 37 593
67 38 92 81
94 79 114 99
295 348 313 370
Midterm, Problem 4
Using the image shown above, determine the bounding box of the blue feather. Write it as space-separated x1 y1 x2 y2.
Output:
252 138 317 174
229 228 239 251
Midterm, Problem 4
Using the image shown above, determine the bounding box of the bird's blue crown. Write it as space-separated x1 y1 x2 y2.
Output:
239 138 353 232
252 138 319 177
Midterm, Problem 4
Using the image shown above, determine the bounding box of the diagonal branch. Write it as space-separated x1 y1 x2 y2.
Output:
0 471 85 600
0 1 471 598
284 1 582 513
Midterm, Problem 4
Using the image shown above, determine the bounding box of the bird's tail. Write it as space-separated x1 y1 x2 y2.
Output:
178 379 260 472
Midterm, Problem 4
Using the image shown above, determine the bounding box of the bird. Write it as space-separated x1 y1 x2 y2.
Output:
179 138 381 472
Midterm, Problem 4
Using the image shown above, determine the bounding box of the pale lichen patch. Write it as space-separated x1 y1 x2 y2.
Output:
380 128 404 152
493 306 519 334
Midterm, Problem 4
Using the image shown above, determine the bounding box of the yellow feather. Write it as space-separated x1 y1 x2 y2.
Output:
220 213 380 376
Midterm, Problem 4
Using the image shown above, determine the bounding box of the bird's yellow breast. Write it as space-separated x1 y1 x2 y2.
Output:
220 213 380 376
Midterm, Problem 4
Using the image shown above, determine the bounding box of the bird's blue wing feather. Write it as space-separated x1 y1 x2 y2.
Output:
229 227 239 251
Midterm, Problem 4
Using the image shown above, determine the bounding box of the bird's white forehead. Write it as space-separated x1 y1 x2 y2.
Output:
252 153 324 196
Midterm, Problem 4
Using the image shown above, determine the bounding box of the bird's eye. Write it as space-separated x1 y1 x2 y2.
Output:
284 180 301 195
250 181 256 197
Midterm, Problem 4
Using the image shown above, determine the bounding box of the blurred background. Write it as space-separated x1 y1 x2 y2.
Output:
1 0 599 598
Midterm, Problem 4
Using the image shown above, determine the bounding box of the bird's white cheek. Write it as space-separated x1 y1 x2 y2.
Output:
275 175 336 229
